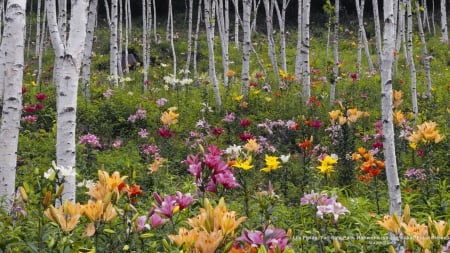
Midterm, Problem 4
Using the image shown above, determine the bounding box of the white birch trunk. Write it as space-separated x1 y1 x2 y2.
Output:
204 0 222 107
184 0 193 77
168 0 177 83
250 0 260 32
301 0 311 99
263 0 279 84
394 0 406 68
81 0 98 101
232 0 240 49
273 0 289 72
330 0 339 104
372 0 382 68
355 0 375 75
294 0 302 80
46 0 89 205
142 0 152 89
406 0 418 125
415 1 432 100
57 0 67 43
214 0 230 86
421 0 430 33
117 0 124 83
193 0 202 77
109 0 119 86
381 0 403 251
36 7 46 86
441 0 448 43
35 0 42 56
0 0 26 211
241 0 251 94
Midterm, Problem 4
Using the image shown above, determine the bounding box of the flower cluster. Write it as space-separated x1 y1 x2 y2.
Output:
231 225 291 253
152 191 193 219
301 191 349 222
44 170 129 235
185 145 240 192
407 121 444 144
160 107 179 126
79 133 101 148
316 154 338 176
168 198 246 252
378 204 450 251
352 147 385 183
127 108 147 123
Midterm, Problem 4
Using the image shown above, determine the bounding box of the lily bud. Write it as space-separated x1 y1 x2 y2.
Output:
43 191 52 208
18 186 28 202
55 184 64 198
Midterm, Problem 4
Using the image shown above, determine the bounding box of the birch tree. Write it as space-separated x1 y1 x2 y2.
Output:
184 0 193 77
262 0 279 83
193 0 202 77
215 0 230 86
36 6 46 86
204 0 222 107
441 0 448 43
415 1 432 99
273 0 290 72
301 0 311 99
406 0 418 124
241 0 251 94
232 0 239 49
168 0 177 82
355 0 375 75
81 0 99 101
46 0 90 204
372 0 383 68
380 0 403 251
108 0 119 86
142 0 152 88
58 0 67 43
330 0 339 104
0 0 26 211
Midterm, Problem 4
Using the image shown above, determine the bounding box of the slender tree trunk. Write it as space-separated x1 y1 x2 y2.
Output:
415 1 432 100
421 0 430 33
117 0 124 83
81 0 98 101
295 0 303 80
46 0 90 205
406 0 418 125
355 0 374 75
193 0 202 77
441 0 448 43
0 0 26 212
109 0 119 86
232 0 240 49
35 0 42 56
168 0 177 83
204 0 222 107
215 0 230 86
36 8 46 86
263 0 279 84
330 0 339 104
142 0 152 90
372 0 382 68
381 0 403 251
301 0 311 99
241 0 251 94
184 0 193 76
250 0 260 32
273 0 290 72
394 0 406 69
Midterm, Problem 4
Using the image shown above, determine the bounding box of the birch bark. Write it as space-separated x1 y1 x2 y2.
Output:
372 0 383 68
301 0 311 99
46 0 90 204
380 0 403 251
406 0 418 125
109 0 119 86
0 0 26 211
81 0 98 101
262 0 279 83
215 0 230 86
415 1 432 100
241 0 251 94
330 0 339 104
204 0 222 107
441 0 448 43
